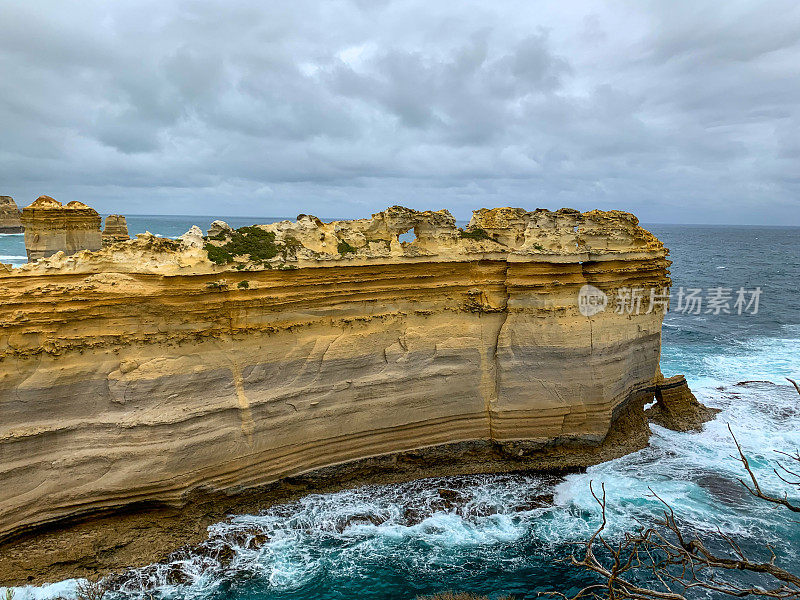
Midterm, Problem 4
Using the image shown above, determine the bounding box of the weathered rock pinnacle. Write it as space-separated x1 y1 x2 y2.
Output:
0 196 23 233
20 196 102 260
102 214 130 246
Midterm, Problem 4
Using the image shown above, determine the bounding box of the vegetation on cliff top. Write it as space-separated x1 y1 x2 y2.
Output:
337 240 357 255
204 226 279 265
458 227 492 241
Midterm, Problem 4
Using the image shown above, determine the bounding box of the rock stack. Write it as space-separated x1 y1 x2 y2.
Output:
0 196 23 233
20 196 102 261
102 214 130 246
647 374 720 431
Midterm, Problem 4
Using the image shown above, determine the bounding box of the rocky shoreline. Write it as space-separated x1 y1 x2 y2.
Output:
0 395 655 586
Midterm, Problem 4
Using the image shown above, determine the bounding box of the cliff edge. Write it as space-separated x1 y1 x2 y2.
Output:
0 206 674 584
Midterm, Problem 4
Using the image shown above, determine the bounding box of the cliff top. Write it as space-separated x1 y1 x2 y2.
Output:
9 206 667 275
24 196 98 213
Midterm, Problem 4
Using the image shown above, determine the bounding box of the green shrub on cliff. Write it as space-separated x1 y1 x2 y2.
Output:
337 240 357 255
283 235 303 252
205 243 233 264
458 227 491 241
204 226 279 264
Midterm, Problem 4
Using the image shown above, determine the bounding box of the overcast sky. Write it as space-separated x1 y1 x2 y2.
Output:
1 1 799 223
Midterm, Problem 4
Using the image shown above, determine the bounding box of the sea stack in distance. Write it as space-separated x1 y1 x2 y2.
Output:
0 196 23 233
102 214 130 246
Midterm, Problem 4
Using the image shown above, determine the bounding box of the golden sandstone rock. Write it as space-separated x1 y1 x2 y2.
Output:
102 214 130 246
20 195 102 260
0 206 678 584
0 196 23 233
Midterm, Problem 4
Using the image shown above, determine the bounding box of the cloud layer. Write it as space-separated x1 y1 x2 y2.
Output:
2 0 799 223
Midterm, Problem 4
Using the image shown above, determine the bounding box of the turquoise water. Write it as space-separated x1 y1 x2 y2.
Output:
5 222 800 600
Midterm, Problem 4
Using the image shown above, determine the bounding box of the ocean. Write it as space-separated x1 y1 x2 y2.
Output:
4 219 800 600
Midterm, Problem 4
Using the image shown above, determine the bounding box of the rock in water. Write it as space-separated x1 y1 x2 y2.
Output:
20 196 102 261
102 214 130 246
647 374 720 431
0 196 23 233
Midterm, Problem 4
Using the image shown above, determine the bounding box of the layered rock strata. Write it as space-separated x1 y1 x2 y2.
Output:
20 195 102 261
102 214 130 246
0 196 23 233
0 206 673 583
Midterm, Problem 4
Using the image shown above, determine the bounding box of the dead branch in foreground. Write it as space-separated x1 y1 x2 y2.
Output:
545 379 800 600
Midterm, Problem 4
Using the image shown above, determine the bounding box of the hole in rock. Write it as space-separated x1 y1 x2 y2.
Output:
398 228 417 244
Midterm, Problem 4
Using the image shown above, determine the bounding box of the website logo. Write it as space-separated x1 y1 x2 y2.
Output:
578 284 608 317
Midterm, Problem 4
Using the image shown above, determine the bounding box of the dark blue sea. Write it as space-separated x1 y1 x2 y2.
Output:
4 219 799 600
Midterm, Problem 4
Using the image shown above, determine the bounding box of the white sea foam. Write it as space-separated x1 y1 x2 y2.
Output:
5 579 79 600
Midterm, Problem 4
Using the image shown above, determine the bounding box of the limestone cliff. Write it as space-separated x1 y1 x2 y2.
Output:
102 214 130 246
0 196 23 233
0 206 672 583
20 196 102 261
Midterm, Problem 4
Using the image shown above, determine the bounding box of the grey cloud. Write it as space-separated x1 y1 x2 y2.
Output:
0 0 799 224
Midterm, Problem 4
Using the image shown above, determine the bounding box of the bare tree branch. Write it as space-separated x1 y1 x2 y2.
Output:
548 392 800 600
729 424 800 513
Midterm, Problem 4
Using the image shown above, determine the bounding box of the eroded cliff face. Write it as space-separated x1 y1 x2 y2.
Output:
0 206 671 581
0 196 23 233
